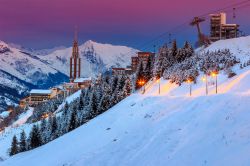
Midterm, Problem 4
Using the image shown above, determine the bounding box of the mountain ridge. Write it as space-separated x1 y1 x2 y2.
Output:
0 40 138 112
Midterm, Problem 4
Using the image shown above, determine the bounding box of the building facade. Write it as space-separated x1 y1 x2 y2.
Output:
210 13 239 42
131 52 155 72
112 68 133 76
28 89 52 106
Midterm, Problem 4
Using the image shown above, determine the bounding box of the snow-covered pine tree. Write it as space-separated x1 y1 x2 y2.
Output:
183 41 194 59
123 77 132 97
19 130 27 152
98 79 112 113
29 125 42 149
40 118 49 144
153 45 166 78
68 107 77 132
144 57 153 81
78 90 85 111
90 91 99 118
161 43 175 73
51 116 58 140
171 40 178 59
9 135 19 156
111 76 119 92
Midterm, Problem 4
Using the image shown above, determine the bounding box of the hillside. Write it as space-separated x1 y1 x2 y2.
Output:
0 40 138 112
1 36 250 166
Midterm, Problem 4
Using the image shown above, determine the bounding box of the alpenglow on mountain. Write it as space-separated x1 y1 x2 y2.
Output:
0 40 139 112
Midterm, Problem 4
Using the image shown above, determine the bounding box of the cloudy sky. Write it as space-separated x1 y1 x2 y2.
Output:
0 0 249 49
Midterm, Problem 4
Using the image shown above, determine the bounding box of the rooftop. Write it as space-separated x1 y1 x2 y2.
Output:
30 89 52 94
74 77 92 83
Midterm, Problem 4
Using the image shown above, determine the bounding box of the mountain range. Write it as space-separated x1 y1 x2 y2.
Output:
0 40 138 112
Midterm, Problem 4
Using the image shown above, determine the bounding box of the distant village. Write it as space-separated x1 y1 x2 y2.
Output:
18 12 239 110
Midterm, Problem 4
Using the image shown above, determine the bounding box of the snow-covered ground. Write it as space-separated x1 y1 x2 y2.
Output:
1 64 250 166
0 108 33 161
2 36 250 166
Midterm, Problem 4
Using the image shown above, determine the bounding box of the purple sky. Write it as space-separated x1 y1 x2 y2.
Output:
0 0 249 49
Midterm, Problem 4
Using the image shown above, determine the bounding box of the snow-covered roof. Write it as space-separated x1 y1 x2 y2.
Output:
74 77 92 83
30 89 52 94
0 111 9 118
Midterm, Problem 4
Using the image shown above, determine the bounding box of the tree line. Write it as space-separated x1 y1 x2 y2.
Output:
9 75 132 156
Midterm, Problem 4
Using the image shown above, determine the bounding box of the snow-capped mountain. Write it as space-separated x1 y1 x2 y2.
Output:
0 41 68 112
0 40 138 112
40 40 139 77
2 36 250 166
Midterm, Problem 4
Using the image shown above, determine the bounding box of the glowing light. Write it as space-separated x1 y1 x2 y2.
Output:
41 113 49 119
186 79 192 84
211 71 219 77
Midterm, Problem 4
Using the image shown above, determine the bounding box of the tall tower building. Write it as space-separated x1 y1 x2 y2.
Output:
70 29 81 82
210 13 239 42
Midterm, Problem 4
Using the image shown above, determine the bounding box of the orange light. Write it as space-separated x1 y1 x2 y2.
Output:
211 72 217 77
211 71 219 77
201 77 206 82
157 79 160 83
42 113 49 119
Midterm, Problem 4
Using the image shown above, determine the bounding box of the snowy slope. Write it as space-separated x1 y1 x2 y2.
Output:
2 36 250 166
2 66 250 166
199 36 250 63
40 40 139 77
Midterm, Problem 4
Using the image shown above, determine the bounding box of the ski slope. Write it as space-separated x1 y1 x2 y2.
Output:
2 65 250 166
2 36 250 165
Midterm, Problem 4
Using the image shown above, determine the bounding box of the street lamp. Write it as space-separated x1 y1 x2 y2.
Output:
211 71 219 94
201 74 208 95
157 78 161 94
138 79 145 94
186 78 193 96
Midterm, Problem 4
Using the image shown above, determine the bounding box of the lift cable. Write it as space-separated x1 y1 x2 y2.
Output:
123 0 250 55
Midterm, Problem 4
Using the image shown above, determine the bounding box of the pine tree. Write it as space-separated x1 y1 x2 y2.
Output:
78 92 85 111
68 108 77 132
153 46 165 78
144 57 153 81
90 92 98 117
99 94 110 113
29 125 42 149
19 130 27 152
117 76 126 91
51 116 58 139
183 41 193 60
123 78 132 97
171 40 178 58
64 102 69 112
98 80 112 113
9 135 19 156
111 76 119 92
40 118 48 144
